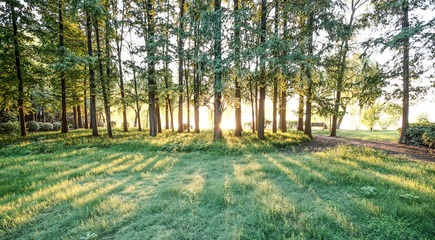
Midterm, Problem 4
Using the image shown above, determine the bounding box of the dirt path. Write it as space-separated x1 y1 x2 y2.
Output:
301 135 435 163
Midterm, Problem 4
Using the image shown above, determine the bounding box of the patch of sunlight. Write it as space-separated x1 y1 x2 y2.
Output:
315 150 361 168
0 180 98 229
88 154 132 176
233 161 264 187
356 155 432 176
353 198 381 215
47 162 100 181
233 160 296 220
181 171 205 200
150 157 177 173
74 195 137 236
370 171 434 195
257 182 296 219
271 154 330 183
108 154 145 174
316 197 356 233
263 154 304 188
72 179 129 207
131 155 159 173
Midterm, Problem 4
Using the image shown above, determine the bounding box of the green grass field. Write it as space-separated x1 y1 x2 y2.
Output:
314 129 400 142
1 130 434 239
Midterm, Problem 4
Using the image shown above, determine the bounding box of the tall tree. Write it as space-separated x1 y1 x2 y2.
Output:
86 10 98 136
213 0 223 140
147 0 157 136
177 0 185 133
7 0 26 136
257 0 267 140
233 0 242 137
58 0 69 133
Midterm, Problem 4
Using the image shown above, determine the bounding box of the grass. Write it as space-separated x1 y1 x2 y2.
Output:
1 129 434 239
313 129 400 142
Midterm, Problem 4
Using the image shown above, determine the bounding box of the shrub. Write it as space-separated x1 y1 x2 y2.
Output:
37 122 44 129
26 121 40 132
111 121 117 128
405 122 435 147
97 121 105 127
40 122 53 131
0 122 20 133
422 129 435 148
52 122 62 131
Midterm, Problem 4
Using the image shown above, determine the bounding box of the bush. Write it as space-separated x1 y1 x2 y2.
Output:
0 122 20 133
111 121 117 128
37 122 44 129
422 129 435 148
97 121 105 127
52 122 62 131
405 122 435 147
26 121 40 132
40 122 53 131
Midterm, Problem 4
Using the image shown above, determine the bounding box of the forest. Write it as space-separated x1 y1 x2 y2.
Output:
0 0 434 142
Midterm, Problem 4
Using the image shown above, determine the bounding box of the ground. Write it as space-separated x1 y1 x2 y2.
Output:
304 135 435 162
0 130 434 239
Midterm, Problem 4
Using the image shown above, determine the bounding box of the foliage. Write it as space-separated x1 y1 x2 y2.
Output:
26 121 39 132
52 122 61 131
405 122 435 147
0 122 20 133
40 123 53 131
416 113 430 123
362 104 381 131
378 102 401 129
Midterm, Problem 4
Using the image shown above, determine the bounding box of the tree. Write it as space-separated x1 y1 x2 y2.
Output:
213 0 223 140
362 103 381 131
365 0 434 143
257 0 267 140
147 0 157 136
378 102 401 129
177 0 185 133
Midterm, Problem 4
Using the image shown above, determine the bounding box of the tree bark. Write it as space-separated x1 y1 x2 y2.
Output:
147 0 157 136
86 11 98 136
94 17 113 137
83 74 89 129
178 0 185 133
399 1 409 144
9 0 26 136
213 0 223 140
234 0 242 137
304 13 314 140
279 90 287 132
115 2 128 132
185 62 190 133
59 0 68 134
73 105 78 129
249 80 255 133
258 0 267 140
77 103 83 128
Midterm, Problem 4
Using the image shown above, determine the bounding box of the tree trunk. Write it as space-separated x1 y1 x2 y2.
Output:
115 3 128 132
185 62 190 133
156 98 162 133
73 105 78 129
77 103 83 128
297 93 304 131
94 17 112 138
177 0 185 133
399 1 409 144
193 59 200 133
337 104 346 129
279 89 287 132
234 0 242 137
147 0 157 136
10 0 26 136
86 11 98 136
272 0 279 134
249 80 255 133
331 1 355 137
213 0 223 140
257 0 267 140
83 75 89 129
59 0 68 134
304 13 314 140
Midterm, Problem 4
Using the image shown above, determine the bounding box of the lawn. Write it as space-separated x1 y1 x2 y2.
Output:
1 130 434 239
313 129 400 142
